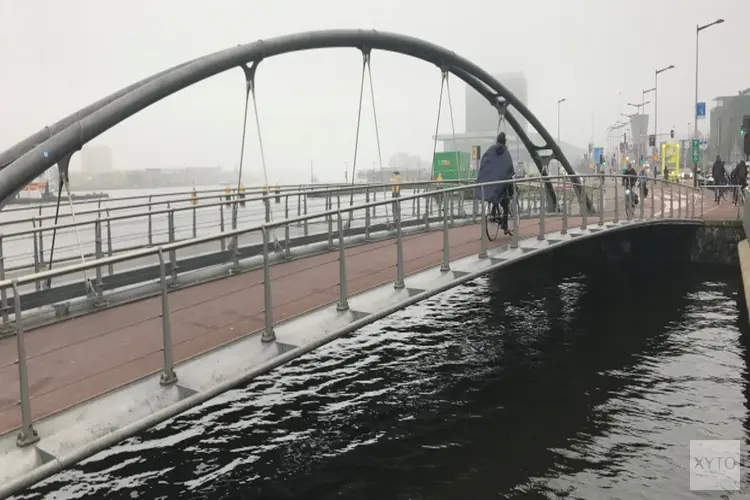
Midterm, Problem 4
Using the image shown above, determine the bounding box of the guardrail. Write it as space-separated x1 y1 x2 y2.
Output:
0 173 716 457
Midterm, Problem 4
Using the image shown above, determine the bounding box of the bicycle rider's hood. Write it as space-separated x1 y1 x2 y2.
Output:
475 142 514 203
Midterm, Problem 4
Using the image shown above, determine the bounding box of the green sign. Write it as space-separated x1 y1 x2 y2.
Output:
692 139 700 163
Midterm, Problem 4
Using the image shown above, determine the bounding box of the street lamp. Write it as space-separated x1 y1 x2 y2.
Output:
654 64 675 152
557 97 566 175
693 18 724 186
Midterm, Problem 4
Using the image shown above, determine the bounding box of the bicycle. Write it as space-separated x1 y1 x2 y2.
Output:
485 198 516 241
624 185 637 219
732 184 746 206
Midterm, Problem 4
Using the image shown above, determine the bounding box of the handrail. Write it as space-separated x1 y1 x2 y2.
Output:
0 174 703 291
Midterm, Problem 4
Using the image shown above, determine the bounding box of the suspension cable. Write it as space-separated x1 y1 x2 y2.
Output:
45 169 65 289
430 71 447 184
366 52 388 223
234 71 252 237
346 52 368 225
249 71 280 247
445 71 457 154
62 171 95 295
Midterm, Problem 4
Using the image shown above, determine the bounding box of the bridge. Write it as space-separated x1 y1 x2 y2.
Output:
0 29 742 497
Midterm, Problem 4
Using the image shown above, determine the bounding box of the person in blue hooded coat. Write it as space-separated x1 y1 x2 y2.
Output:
475 132 515 235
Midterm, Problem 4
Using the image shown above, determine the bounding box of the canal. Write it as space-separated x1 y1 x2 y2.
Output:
13 259 749 499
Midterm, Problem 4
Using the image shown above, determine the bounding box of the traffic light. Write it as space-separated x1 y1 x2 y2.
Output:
742 116 750 137
639 156 644 166
648 135 656 147
745 132 750 156
670 129 674 139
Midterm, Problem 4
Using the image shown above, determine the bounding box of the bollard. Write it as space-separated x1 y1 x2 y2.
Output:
440 192 450 272
479 185 488 258
148 196 153 246
261 228 276 342
12 280 39 447
168 210 178 286
336 212 349 311
157 248 177 386
538 178 546 240
394 199 405 290
561 177 568 234
0 235 7 328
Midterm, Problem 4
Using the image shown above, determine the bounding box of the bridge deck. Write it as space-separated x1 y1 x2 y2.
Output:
0 191 737 436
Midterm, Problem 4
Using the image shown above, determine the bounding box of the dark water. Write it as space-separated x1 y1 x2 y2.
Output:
13 261 750 500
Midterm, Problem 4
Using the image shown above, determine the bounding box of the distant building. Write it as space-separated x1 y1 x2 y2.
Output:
710 88 750 162
81 145 114 174
465 72 529 135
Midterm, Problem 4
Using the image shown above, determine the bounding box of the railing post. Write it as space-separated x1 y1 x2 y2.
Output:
580 178 588 230
261 227 276 342
284 196 291 259
511 184 520 249
148 195 153 246
669 182 674 218
650 177 656 219
394 199 405 290
440 190 450 272
660 180 665 219
479 185 488 259
561 177 568 234
157 248 177 386
449 194 455 226
700 186 704 218
32 218 40 291
219 202 226 252
613 178 619 223
639 181 645 219
168 210 178 286
303 194 309 237
677 184 683 218
192 205 197 238
364 189 371 240
105 211 114 276
599 173 607 227
37 220 45 271
336 212 349 311
264 195 271 224
691 185 696 219
12 280 39 447
296 192 302 225
0 235 8 329
93 219 106 306
538 178 546 240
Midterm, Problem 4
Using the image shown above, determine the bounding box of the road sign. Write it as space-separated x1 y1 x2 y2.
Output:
700 140 708 151
692 138 700 163
593 147 604 166
696 102 706 119
648 135 655 147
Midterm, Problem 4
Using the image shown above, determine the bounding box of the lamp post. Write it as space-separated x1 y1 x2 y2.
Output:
693 18 725 186
557 97 566 176
654 64 675 163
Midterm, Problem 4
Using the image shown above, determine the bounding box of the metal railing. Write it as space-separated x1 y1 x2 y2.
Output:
0 174 717 450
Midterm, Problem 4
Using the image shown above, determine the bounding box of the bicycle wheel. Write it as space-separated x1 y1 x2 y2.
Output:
485 203 501 241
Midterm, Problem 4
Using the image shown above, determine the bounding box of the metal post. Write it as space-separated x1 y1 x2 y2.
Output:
264 196 270 224
261 227 276 342
12 280 39 447
168 210 178 286
651 177 656 218
364 189 371 240
284 196 291 259
660 180 665 218
37 220 44 270
669 183 674 217
327 203 334 250
538 178 546 240
148 196 153 246
440 191 450 272
105 212 113 276
157 248 177 386
303 194 309 237
599 173 606 226
479 185 488 258
31 218 40 291
336 212 349 311
561 177 568 234
394 199 405 290
192 206 197 238
614 179 619 223
700 185 704 218
639 182 645 219
93 219 105 306
580 178 588 230
510 185 519 249
0 235 8 328
677 184 682 218
219 202 226 252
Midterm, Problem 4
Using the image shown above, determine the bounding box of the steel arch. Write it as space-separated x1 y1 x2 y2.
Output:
0 29 580 208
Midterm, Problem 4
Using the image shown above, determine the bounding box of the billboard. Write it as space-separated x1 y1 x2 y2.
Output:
465 73 528 134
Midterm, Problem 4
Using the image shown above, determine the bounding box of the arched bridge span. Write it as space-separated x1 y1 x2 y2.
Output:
0 29 582 208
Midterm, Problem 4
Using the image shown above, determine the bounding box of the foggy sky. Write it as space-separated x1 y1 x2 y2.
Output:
1 0 747 183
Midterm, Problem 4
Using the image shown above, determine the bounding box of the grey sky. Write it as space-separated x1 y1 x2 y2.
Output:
1 0 747 183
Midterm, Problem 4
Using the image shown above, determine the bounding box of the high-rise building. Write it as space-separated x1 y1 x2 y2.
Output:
81 145 114 174
465 72 528 134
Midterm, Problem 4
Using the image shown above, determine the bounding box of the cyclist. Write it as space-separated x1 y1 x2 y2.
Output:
624 162 638 209
475 132 515 235
732 160 747 205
